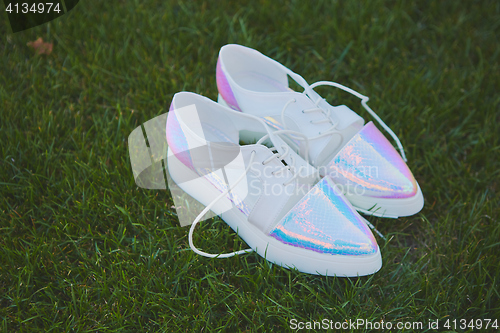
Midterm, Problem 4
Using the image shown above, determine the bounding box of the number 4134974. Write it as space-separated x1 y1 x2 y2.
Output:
444 319 498 330
5 3 61 14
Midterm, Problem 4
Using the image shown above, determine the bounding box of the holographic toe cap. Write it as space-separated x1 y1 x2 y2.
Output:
268 177 378 256
325 122 418 199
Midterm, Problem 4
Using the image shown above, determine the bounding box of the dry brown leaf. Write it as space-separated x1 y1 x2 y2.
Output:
27 37 53 55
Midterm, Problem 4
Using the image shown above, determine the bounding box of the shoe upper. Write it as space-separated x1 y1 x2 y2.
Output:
269 176 377 256
167 92 378 256
216 44 421 204
326 121 418 198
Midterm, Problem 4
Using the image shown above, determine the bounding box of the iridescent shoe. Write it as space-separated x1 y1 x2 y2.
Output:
166 92 382 276
216 44 424 218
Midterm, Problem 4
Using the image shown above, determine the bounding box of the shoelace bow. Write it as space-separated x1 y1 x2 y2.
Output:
280 80 408 162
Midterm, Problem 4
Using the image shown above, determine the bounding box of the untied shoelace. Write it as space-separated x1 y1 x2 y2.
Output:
188 79 400 258
188 131 307 258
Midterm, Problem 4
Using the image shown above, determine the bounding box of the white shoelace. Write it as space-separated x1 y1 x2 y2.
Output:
280 81 390 239
187 116 388 258
281 80 408 162
188 133 302 258
361 220 386 240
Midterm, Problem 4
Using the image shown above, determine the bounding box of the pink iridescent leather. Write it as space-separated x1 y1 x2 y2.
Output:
326 122 417 199
269 177 377 256
216 58 241 111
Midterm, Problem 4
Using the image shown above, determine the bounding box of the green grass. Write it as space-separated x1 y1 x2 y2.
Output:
1 0 500 331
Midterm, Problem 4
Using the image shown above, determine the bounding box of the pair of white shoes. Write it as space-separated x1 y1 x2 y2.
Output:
165 44 424 277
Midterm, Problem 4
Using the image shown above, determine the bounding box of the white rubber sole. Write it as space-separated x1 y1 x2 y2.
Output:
167 148 382 277
345 184 424 219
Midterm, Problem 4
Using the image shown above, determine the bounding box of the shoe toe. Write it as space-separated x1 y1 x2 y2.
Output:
326 121 418 199
269 177 378 256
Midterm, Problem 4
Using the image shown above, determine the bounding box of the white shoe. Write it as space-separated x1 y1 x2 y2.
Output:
166 92 382 276
216 44 424 218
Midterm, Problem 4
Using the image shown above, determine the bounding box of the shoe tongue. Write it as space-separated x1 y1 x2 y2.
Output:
300 91 364 165
285 71 365 165
304 89 364 130
264 132 320 230
268 132 318 184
